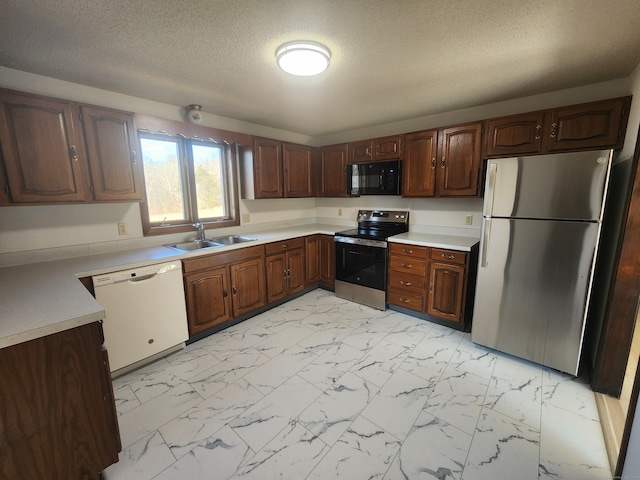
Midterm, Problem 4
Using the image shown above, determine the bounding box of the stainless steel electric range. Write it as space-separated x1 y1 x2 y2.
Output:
334 210 410 310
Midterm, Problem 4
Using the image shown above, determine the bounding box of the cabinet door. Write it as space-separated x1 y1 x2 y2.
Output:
283 142 313 197
402 129 437 197
305 235 320 284
350 139 373 163
184 266 232 335
436 122 482 197
427 261 465 322
287 248 306 295
0 91 89 203
80 105 143 201
318 235 335 289
231 257 266 316
320 144 348 197
546 97 629 152
374 135 403 161
266 252 288 303
253 137 282 198
486 112 545 157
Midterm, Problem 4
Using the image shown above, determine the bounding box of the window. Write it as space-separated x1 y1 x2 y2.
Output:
139 132 239 235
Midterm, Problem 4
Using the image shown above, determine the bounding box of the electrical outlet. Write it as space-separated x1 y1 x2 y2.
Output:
117 222 128 235
338 208 342 217
465 214 473 226
242 213 250 223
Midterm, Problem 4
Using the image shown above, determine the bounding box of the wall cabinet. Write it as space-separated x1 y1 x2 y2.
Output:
265 237 306 303
0 88 143 205
182 245 266 336
0 321 120 478
388 242 478 328
402 122 482 197
305 234 335 289
319 143 348 197
241 137 313 199
485 96 631 157
349 134 403 163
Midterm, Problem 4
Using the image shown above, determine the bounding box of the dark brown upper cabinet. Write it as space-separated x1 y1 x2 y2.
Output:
319 143 349 197
349 134 403 163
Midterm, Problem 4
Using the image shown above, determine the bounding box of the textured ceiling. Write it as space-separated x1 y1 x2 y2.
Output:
1 0 640 138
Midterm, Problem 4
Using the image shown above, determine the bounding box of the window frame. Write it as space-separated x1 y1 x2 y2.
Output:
138 130 240 237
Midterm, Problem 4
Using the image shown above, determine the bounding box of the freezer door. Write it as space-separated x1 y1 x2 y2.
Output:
484 150 611 221
472 217 600 375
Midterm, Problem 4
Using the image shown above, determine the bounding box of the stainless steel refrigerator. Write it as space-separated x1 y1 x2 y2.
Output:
471 150 613 375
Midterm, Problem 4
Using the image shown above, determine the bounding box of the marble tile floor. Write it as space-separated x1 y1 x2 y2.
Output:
103 289 611 480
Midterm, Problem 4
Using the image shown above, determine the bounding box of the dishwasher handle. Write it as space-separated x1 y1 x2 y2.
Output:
125 273 157 283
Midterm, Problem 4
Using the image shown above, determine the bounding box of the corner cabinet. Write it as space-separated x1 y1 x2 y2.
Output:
241 137 314 199
265 237 306 303
305 234 335 289
319 143 348 197
182 245 266 336
0 321 121 479
402 122 482 197
0 88 143 205
485 96 631 157
387 242 478 329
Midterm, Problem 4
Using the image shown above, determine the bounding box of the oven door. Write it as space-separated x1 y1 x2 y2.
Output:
335 237 387 291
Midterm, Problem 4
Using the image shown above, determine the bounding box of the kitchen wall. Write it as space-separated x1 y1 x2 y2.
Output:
0 66 636 265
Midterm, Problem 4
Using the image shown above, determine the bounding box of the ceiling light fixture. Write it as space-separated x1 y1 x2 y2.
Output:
276 41 331 76
187 104 203 124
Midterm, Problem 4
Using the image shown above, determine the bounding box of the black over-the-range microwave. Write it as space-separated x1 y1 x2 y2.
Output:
348 160 402 196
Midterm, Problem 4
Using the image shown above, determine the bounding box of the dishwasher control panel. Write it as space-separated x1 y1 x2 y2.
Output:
92 261 182 286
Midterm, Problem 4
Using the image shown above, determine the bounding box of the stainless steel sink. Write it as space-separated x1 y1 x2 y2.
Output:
165 240 223 252
206 235 257 245
165 235 256 252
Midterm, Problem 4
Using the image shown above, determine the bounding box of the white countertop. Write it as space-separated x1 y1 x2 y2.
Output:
389 232 479 251
0 224 478 349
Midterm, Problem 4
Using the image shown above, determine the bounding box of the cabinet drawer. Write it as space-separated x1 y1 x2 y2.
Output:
430 248 467 265
182 245 264 273
388 271 424 295
264 237 305 255
389 255 427 276
387 289 424 312
389 243 427 258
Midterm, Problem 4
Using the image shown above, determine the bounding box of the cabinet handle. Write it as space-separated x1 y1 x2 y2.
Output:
284 167 288 175
398 297 410 304
131 150 137 164
256 164 260 173
232 286 237 295
441 156 446 168
441 253 455 260
223 289 228 297
400 280 412 286
402 248 413 254
282 244 288 248
69 145 78 162
376 145 380 155
431 157 436 169
535 125 542 140
550 123 558 138
287 268 291 278
400 263 413 268
429 283 434 293
283 270 288 278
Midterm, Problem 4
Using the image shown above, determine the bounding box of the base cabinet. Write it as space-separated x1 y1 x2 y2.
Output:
182 245 266 336
305 234 335 289
0 321 120 479
266 237 306 303
388 243 478 328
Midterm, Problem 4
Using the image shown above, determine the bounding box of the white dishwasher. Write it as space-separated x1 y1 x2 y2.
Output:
93 261 188 373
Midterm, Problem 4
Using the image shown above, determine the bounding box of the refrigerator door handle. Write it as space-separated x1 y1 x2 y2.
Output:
484 162 498 217
481 217 492 268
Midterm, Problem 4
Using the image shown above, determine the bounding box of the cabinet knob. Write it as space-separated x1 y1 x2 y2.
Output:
400 280 412 286
402 248 413 254
223 289 228 298
399 297 410 304
232 286 237 295
550 123 558 138
283 270 288 278
400 263 413 269
429 283 434 293
442 253 455 260
441 156 446 168
535 125 542 140
431 157 436 169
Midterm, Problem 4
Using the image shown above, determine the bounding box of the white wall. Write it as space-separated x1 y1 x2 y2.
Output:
0 67 635 262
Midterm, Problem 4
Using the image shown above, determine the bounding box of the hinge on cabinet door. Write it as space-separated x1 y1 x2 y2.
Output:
89 185 94 193
79 111 84 122
3 184 9 195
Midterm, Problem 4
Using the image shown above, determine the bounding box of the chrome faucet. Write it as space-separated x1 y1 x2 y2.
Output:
193 222 205 242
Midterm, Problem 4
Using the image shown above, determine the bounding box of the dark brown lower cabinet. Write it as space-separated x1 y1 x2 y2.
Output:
305 234 335 290
0 321 120 479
